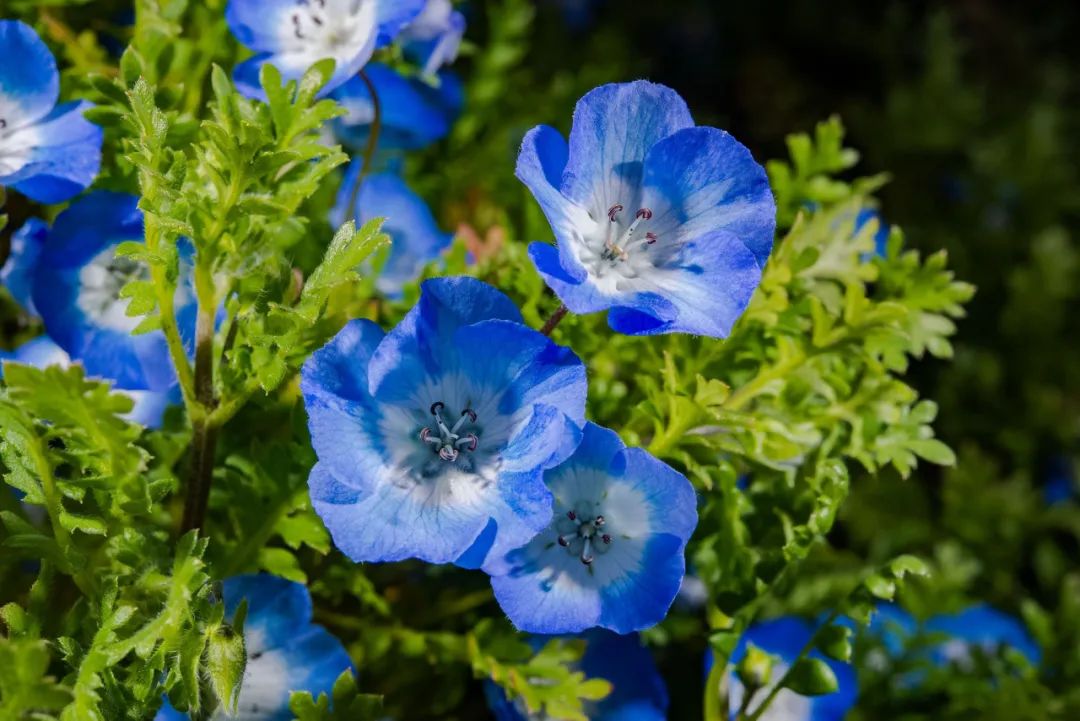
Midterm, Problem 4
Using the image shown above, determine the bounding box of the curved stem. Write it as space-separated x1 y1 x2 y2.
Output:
539 304 569 336
344 68 382 223
744 611 839 721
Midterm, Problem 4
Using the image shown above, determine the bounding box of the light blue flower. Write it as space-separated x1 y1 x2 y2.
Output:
0 20 102 203
31 191 196 393
0 336 179 428
517 81 775 338
400 0 466 76
485 631 668 721
485 422 697 634
225 0 425 99
925 604 1040 667
724 617 858 721
301 276 587 566
156 574 353 721
331 62 463 151
332 170 453 296
1 217 47 313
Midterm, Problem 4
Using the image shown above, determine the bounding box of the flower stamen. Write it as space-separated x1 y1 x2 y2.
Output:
420 402 479 462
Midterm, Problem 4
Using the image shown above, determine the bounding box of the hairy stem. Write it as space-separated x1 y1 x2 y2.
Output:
144 215 198 411
344 69 382 223
539 304 569 336
181 263 219 532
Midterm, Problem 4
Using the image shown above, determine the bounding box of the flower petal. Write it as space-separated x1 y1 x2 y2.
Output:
0 21 59 127
0 218 48 313
4 101 103 204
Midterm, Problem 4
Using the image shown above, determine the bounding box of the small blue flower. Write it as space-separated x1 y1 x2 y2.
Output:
1 218 48 313
725 617 858 721
226 0 425 99
301 276 587 566
31 191 196 393
485 422 697 634
0 336 179 428
854 209 890 259
925 605 1040 667
518 81 775 338
156 574 353 721
485 631 668 721
332 170 453 296
0 20 102 203
331 62 463 151
400 0 466 76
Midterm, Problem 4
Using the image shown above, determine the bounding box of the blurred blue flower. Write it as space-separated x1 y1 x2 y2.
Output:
31 191 195 396
1 217 48 313
925 605 1040 668
1043 455 1074 505
0 20 102 203
301 276 587 566
0 336 179 428
332 169 453 296
400 0 466 75
225 0 425 99
331 63 463 152
485 422 697 634
724 617 858 721
156 574 352 721
518 81 775 338
486 631 668 721
855 209 890 259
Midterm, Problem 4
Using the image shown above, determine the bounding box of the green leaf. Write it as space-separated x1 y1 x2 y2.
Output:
206 625 246 715
783 658 838 696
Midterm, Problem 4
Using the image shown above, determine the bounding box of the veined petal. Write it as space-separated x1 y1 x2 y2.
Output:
4 100 103 204
223 574 314 655
0 21 59 128
561 81 693 213
1 218 48 313
224 0 302 52
374 0 426 46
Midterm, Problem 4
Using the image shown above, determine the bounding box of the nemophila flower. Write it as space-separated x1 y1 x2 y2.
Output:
485 422 697 634
854 209 890 259
0 336 179 428
301 276 587 565
0 20 102 203
518 81 775 338
485 631 668 721
31 191 196 392
400 0 466 76
331 62 463 151
926 605 1040 668
226 0 425 99
0 217 47 313
331 170 453 296
157 574 352 721
724 617 857 721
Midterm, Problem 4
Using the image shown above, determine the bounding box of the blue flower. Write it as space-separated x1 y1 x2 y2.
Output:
31 191 196 393
925 605 1040 667
725 617 858 721
400 0 466 75
854 209 890 259
156 574 353 721
485 631 668 721
332 170 453 296
0 336 179 428
1 218 48 313
517 81 775 338
0 20 102 203
301 276 587 566
485 422 697 634
226 0 425 99
331 62 463 151
1043 455 1074 505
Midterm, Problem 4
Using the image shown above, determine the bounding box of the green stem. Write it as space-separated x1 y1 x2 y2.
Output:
704 655 728 721
745 611 839 721
344 68 382 223
181 262 220 533
144 215 198 412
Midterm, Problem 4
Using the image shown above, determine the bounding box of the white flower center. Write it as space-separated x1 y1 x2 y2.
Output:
556 507 614 567
573 202 663 296
277 0 378 71
0 118 39 177
419 401 480 463
76 246 149 333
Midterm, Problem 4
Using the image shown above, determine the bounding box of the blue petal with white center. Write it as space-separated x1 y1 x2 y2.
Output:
925 604 1040 667
485 631 668 721
331 63 463 151
31 191 196 392
725 617 858 721
486 422 697 634
0 336 179 428
301 276 587 566
518 81 775 338
331 170 453 296
0 21 102 204
156 574 352 721
400 0 467 75
1 218 48 313
226 0 425 99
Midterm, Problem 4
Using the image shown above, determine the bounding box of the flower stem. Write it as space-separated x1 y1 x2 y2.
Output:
539 304 569 336
181 263 219 533
344 68 382 224
744 611 839 721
